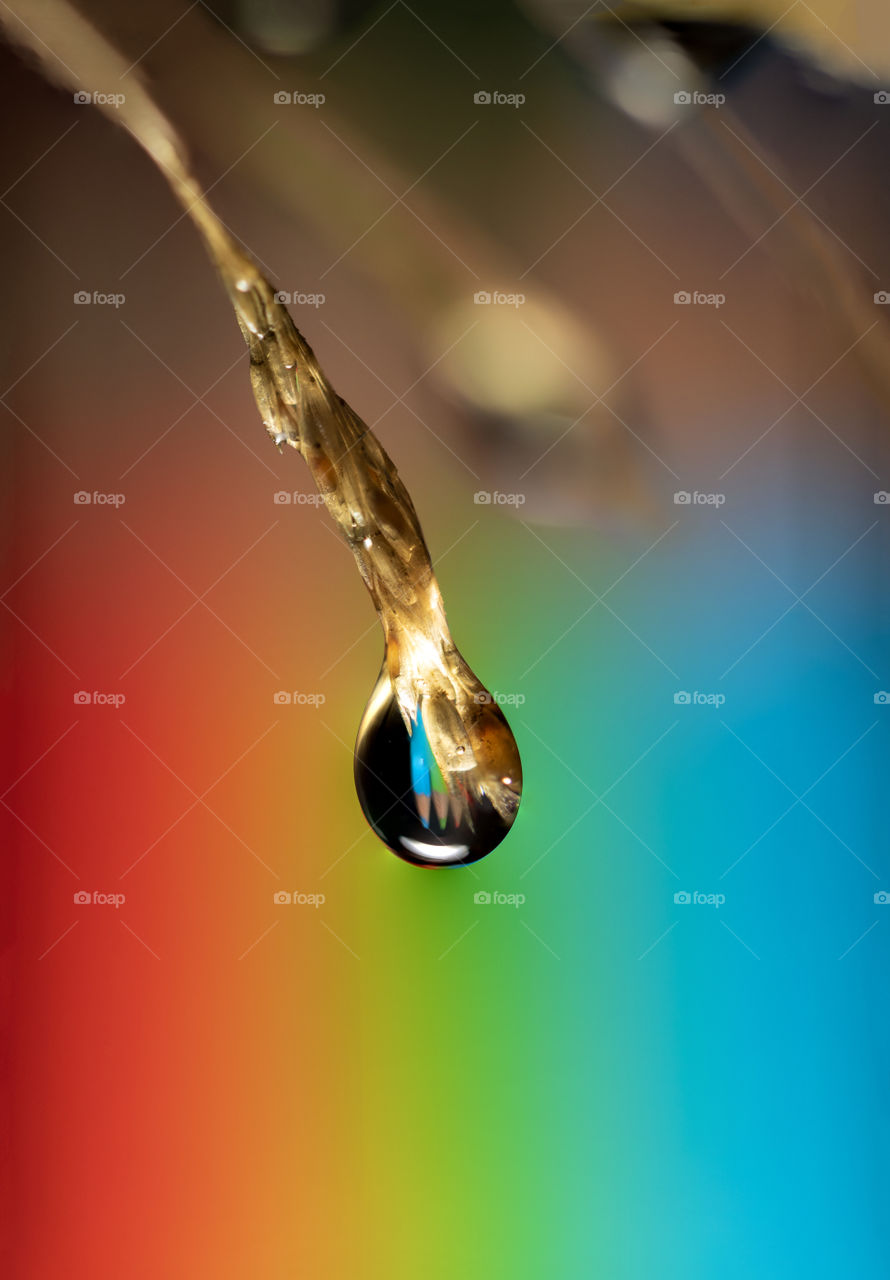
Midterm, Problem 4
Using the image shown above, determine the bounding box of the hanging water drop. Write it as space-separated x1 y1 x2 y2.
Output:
354 664 522 867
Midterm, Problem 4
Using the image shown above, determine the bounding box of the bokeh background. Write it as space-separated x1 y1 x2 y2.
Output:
2 1 890 1276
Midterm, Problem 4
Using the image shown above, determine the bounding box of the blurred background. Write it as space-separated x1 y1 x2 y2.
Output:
2 1 890 1276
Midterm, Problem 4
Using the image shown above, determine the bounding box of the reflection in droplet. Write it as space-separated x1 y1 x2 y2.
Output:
354 665 522 867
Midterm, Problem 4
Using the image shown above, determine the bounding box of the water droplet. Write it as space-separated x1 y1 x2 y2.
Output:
354 664 522 867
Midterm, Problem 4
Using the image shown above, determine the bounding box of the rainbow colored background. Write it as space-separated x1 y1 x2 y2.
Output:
3 6 890 1277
